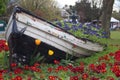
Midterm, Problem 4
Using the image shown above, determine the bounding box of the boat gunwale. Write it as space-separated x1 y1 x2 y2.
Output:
13 6 100 44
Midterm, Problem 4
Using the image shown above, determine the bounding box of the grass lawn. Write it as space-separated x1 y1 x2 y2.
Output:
111 31 120 39
75 30 120 68
76 31 120 62
74 31 120 79
109 30 120 45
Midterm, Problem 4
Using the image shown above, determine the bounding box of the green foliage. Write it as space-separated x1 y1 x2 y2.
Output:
75 31 120 66
30 52 44 65
0 51 9 68
19 0 62 21
29 45 45 65
0 0 8 16
55 21 108 44
69 29 108 44
75 46 118 65
0 1 6 15
112 11 120 21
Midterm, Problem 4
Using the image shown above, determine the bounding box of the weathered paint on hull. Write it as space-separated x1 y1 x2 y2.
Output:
5 7 104 64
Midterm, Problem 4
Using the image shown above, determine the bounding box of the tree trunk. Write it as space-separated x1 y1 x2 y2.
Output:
101 0 114 38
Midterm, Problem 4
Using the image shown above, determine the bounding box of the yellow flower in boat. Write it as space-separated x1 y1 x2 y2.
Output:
48 50 54 56
5 42 8 46
35 39 41 45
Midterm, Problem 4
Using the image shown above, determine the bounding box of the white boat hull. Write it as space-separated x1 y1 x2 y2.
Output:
5 7 104 64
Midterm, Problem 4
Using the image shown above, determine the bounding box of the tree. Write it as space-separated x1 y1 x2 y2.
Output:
74 0 102 23
101 0 114 38
19 0 62 21
116 0 120 12
0 0 8 16
112 11 120 20
63 5 74 15
75 0 91 23
91 0 103 20
75 0 115 38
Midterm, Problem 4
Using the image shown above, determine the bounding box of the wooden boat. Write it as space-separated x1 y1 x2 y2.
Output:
5 7 104 64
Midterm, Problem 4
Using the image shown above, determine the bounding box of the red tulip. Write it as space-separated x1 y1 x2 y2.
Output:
14 68 23 74
48 76 56 80
115 50 120 61
24 65 30 70
70 76 79 80
0 40 9 52
115 70 120 77
90 77 99 80
0 73 3 79
82 73 89 80
11 63 17 67
34 62 40 67
89 64 95 71
54 60 60 64
107 76 114 80
0 78 4 80
15 76 22 80
27 76 32 80
48 67 52 72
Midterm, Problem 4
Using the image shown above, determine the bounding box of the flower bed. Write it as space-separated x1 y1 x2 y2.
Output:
0 39 120 79
54 21 108 44
0 49 120 80
0 39 9 52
